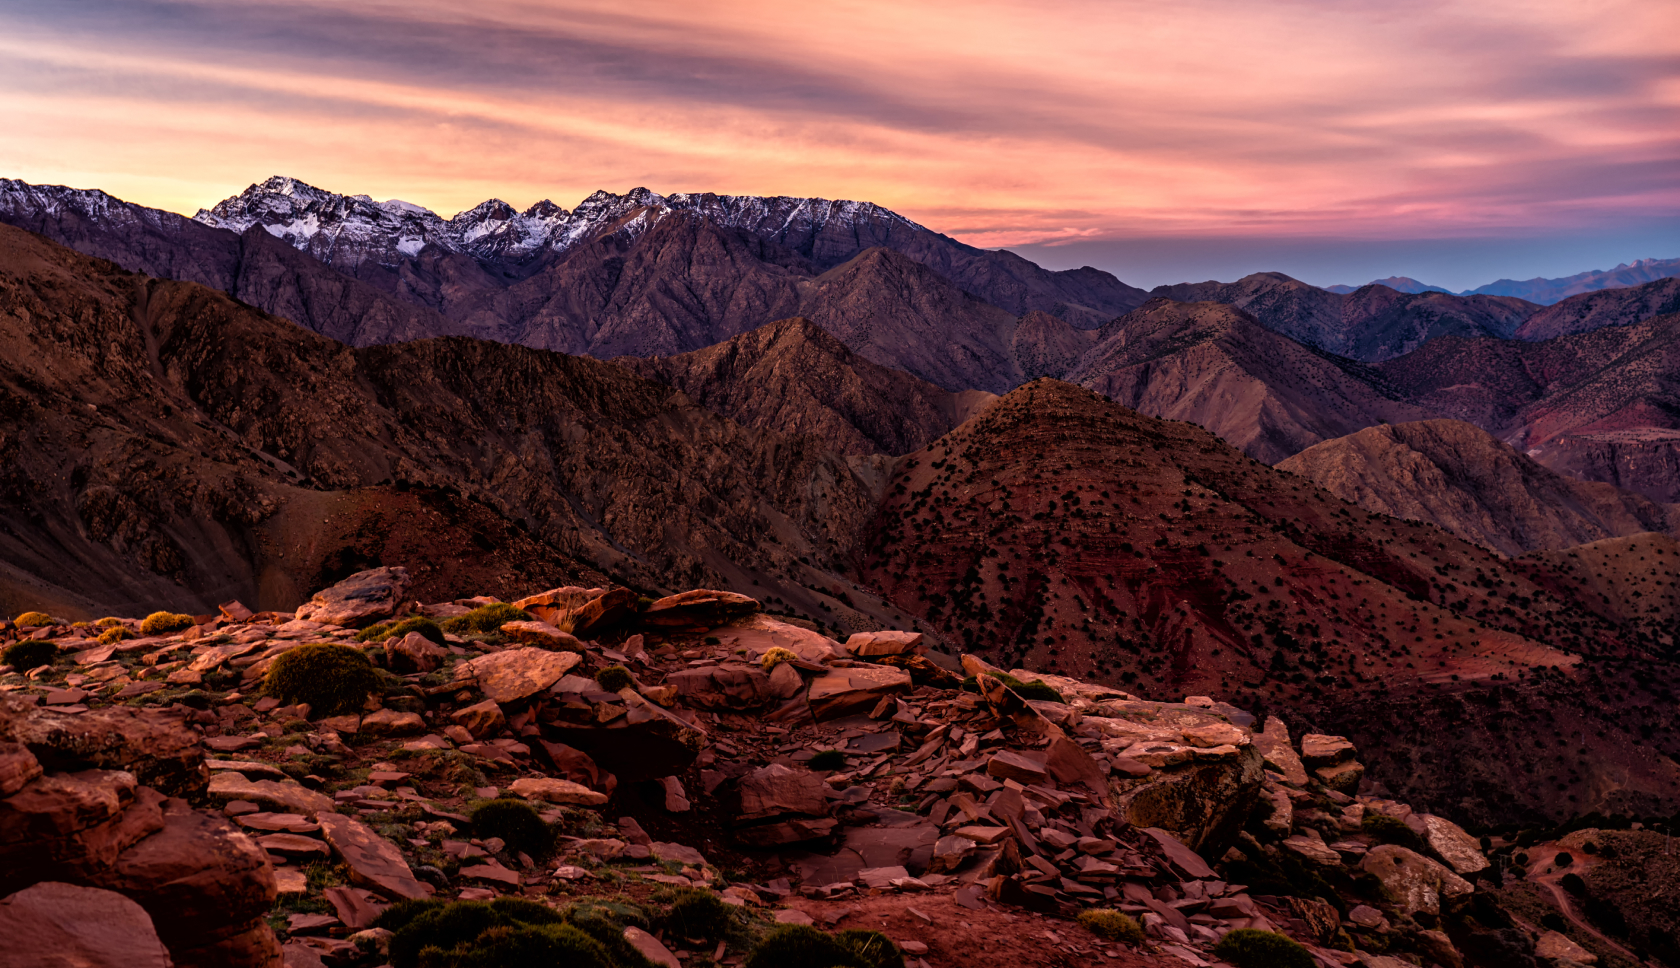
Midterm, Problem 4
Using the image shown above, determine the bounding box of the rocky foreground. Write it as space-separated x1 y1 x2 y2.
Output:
0 568 1632 967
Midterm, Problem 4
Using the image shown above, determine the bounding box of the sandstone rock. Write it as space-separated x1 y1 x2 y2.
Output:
0 881 172 968
1283 828 1343 866
844 630 924 657
359 709 425 737
1316 759 1365 794
1299 733 1357 766
986 750 1049 785
1113 744 1263 856
1348 904 1388 930
453 648 580 704
220 600 255 622
451 699 505 739
735 816 839 847
535 742 616 797
623 925 682 968
317 812 430 900
507 776 608 806
765 661 805 699
807 665 912 721
294 567 411 626
1421 814 1490 875
207 773 334 817
499 621 585 651
668 662 775 710
544 691 707 784
637 589 759 631
514 587 637 639
1359 844 1474 916
0 695 207 797
929 834 977 873
1120 741 1194 768
0 741 42 797
258 833 330 857
1181 723 1248 749
738 764 830 821
1536 930 1597 965
385 632 445 673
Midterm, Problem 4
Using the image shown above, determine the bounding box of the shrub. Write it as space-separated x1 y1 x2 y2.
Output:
263 642 381 715
1560 872 1587 895
1212 929 1316 968
594 665 634 692
470 799 552 857
664 889 734 942
1362 814 1429 854
1077 909 1144 944
97 626 137 645
140 611 195 635
834 929 904 968
95 617 124 628
1 640 56 672
12 611 53 627
490 897 565 926
761 646 798 671
374 898 449 933
1554 851 1573 867
433 924 615 968
358 616 445 645
745 924 867 968
389 901 503 968
442 603 531 635
808 749 847 771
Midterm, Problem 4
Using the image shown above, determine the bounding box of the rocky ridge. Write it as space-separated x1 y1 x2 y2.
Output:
0 575 1612 968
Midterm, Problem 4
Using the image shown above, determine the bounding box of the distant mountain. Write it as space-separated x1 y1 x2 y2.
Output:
1325 275 1450 295
1513 276 1680 341
1278 419 1679 555
1065 299 1429 462
1150 272 1536 361
1463 256 1680 305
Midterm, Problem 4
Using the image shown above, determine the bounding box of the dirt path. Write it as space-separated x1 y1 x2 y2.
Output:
1526 844 1656 968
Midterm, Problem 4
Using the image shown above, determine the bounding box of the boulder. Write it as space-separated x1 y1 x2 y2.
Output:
0 741 43 797
1536 930 1597 965
986 751 1050 785
667 662 775 710
806 666 912 721
636 589 759 631
623 926 682 968
385 632 445 673
737 764 830 821
1252 716 1309 786
1359 844 1474 916
1299 733 1357 766
498 621 585 652
1421 814 1490 875
316 813 430 900
0 695 207 797
294 567 411 626
513 587 637 639
0 881 172 968
453 648 581 704
1112 743 1264 857
844 631 924 658
1316 759 1365 794
0 772 166 895
507 777 608 806
451 700 505 739
535 742 616 797
542 691 706 784
359 709 425 737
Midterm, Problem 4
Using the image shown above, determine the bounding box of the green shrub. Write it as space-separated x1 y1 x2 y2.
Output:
808 749 847 771
594 665 634 692
1212 929 1315 968
95 617 124 628
834 929 904 968
374 898 449 933
12 611 53 627
761 646 798 671
489 897 566 926
745 924 867 968
1560 872 1587 895
958 671 1064 703
1077 909 1144 944
429 924 616 968
140 611 195 635
389 901 503 968
1554 851 1573 867
664 889 734 942
470 799 553 857
1 640 57 671
97 625 137 645
441 603 531 635
358 616 445 645
1362 814 1428 854
262 642 381 715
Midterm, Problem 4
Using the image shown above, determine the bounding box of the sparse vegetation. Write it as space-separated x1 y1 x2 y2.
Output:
959 671 1064 703
1212 928 1316 968
1 640 57 671
469 799 553 857
1077 908 1144 944
442 603 531 635
761 646 798 671
12 611 53 627
382 897 648 968
662 888 735 942
140 611 195 635
745 924 869 968
593 665 633 692
95 617 124 628
357 616 445 644
262 642 380 714
97 625 136 645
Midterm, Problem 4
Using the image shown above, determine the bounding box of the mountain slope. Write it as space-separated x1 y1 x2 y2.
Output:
1513 276 1680 341
1277 420 1679 555
1065 299 1429 462
1326 275 1450 295
1152 272 1537 361
620 317 966 457
1010 310 1096 380
1465 256 1680 304
854 378 1680 822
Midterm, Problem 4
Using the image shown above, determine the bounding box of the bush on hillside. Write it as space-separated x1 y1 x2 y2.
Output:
1 640 57 671
263 642 380 715
95 617 124 628
745 924 868 968
807 749 847 771
470 799 553 857
357 616 445 644
442 603 531 635
140 611 195 635
12 611 53 627
833 929 904 968
97 625 136 645
1077 908 1145 944
1212 929 1316 968
383 896 646 968
761 646 798 671
663 889 735 942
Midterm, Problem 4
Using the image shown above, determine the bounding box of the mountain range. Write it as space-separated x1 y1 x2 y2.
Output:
5 174 1680 825
1327 258 1680 304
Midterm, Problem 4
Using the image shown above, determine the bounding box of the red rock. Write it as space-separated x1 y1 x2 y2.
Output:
513 586 636 639
0 695 206 797
322 886 387 930
360 709 425 737
454 648 581 704
536 741 617 797
316 812 431 900
293 567 411 626
507 776 607 806
0 741 41 797
460 860 521 886
220 601 256 622
451 699 505 739
843 631 924 657
806 666 912 721
637 589 759 631
985 750 1049 785
258 833 330 857
0 881 171 968
667 662 775 710
499 620 585 651
738 764 830 821
624 925 682 968
385 631 446 673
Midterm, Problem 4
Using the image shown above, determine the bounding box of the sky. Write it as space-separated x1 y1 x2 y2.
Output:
0 0 1676 290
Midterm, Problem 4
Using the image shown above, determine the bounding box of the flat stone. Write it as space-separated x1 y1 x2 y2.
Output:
207 758 288 779
294 567 411 626
738 763 830 821
0 881 171 968
360 709 425 737
237 812 320 834
208 773 335 817
1315 759 1365 794
507 776 608 806
317 812 431 900
1252 716 1309 786
460 861 521 886
1119 740 1194 768
499 621 585 652
1421 814 1489 875
259 833 331 857
454 648 581 704
1180 723 1247 749
274 868 309 894
667 662 776 710
858 865 909 889
1299 733 1356 766
843 631 924 658
650 842 707 867
774 908 815 925
637 589 759 631
807 666 913 721
623 926 682 968
1283 831 1343 866
986 750 1050 784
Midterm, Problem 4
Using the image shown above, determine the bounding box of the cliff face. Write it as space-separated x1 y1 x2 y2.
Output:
1278 420 1680 556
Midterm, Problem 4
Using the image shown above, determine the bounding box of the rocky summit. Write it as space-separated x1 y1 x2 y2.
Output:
0 576 1659 968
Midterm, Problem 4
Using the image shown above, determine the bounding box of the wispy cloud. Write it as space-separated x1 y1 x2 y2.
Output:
0 0 1674 245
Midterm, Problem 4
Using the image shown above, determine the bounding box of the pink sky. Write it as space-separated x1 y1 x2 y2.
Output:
0 0 1675 248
